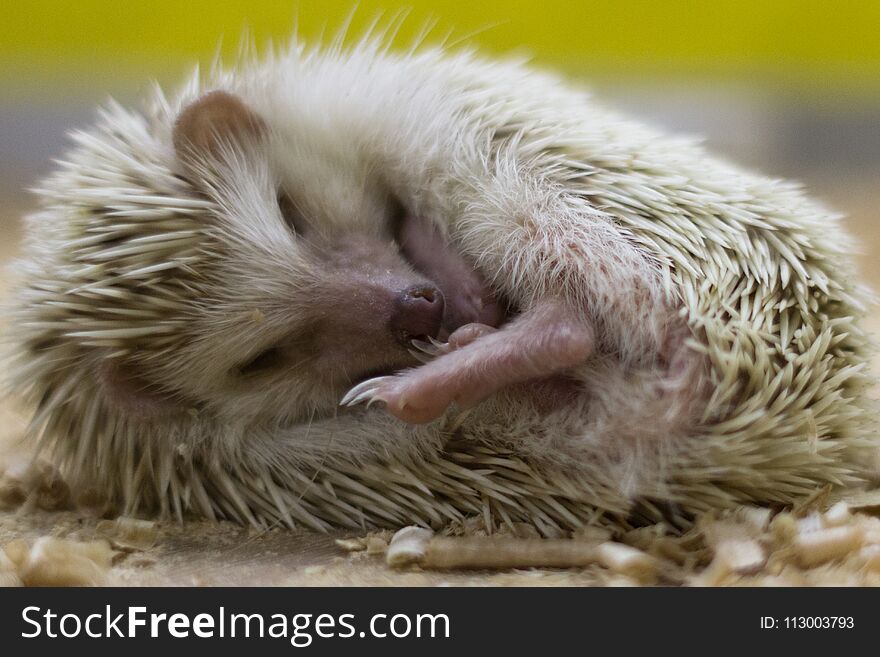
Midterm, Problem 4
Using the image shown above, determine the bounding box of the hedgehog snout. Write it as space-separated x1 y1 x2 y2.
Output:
390 284 444 345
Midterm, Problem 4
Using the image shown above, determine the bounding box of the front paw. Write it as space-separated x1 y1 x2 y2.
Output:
340 370 455 424
340 303 592 424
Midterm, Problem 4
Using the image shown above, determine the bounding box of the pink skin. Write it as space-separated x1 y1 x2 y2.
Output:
426 322 584 414
342 300 594 423
396 214 505 335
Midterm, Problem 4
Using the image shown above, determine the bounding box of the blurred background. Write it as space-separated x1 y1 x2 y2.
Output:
1 0 879 300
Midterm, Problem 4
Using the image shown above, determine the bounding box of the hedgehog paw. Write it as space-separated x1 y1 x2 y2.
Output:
341 371 454 424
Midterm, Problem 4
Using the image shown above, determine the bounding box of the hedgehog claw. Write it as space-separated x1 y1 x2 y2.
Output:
410 339 443 357
340 376 395 407
409 338 433 352
411 338 451 359
341 388 380 407
408 348 432 364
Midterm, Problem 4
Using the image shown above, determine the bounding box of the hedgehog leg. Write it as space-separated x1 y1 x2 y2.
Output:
655 320 710 425
341 299 593 423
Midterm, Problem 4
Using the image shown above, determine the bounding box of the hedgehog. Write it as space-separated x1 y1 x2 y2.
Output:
5 33 877 536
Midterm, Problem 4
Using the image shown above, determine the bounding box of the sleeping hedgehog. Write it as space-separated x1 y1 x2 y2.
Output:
6 35 877 534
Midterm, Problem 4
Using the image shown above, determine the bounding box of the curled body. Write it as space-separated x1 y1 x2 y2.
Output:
7 38 876 533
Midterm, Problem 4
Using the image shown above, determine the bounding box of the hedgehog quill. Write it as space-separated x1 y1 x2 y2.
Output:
6 35 877 535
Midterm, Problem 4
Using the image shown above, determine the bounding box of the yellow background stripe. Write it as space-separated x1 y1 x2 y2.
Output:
1 1 879 87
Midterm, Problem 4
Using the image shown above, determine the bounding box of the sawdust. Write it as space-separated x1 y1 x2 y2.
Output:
3 536 113 586
5 490 880 586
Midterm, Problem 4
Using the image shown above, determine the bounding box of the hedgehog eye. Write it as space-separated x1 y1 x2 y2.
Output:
238 346 285 376
278 191 308 235
387 194 408 242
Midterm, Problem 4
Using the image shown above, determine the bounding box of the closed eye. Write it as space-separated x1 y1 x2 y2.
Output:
278 190 309 235
387 194 408 243
237 346 285 376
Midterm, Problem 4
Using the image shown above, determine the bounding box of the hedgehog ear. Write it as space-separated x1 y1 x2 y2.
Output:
173 90 266 166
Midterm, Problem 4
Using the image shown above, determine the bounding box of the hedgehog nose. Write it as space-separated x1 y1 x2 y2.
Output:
391 285 445 345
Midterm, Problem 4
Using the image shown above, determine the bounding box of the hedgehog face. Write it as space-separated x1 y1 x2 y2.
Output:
93 90 501 426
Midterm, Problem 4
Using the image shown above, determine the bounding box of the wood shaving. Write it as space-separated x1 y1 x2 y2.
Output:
335 537 367 552
96 517 159 550
0 548 22 587
386 526 657 581
4 536 114 586
386 527 434 567
0 458 70 511
794 526 864 568
822 501 851 527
